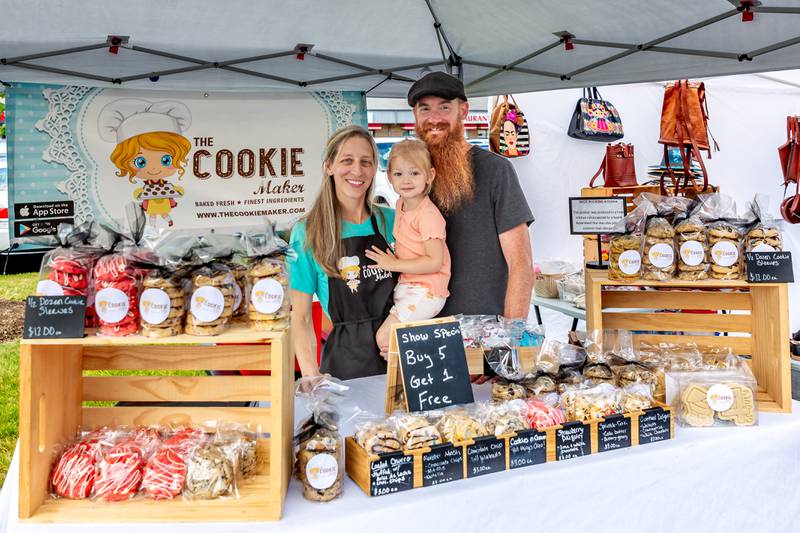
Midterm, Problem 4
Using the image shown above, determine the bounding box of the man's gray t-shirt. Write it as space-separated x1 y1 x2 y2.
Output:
438 146 534 316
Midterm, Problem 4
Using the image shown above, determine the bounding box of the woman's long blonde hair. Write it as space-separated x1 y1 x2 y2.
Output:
304 125 382 278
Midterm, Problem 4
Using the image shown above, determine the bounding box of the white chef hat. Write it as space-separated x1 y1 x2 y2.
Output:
337 256 360 270
98 98 192 144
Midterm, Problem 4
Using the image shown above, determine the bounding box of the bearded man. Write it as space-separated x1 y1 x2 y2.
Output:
408 72 534 318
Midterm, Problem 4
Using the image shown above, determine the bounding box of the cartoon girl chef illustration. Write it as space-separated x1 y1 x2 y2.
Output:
337 256 361 294
99 99 192 228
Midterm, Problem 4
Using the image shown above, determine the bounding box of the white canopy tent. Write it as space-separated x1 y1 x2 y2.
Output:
3 0 800 96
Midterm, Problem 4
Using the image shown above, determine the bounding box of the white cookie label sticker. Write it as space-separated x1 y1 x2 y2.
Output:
751 243 776 253
706 383 735 412
680 240 705 266
95 288 130 324
711 241 739 267
232 283 243 312
618 250 641 275
36 280 65 296
140 288 171 325
251 278 284 314
306 453 338 490
190 286 225 323
648 243 675 269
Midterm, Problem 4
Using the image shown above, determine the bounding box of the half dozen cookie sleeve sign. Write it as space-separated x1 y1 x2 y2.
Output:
23 295 86 339
386 318 475 413
745 251 794 283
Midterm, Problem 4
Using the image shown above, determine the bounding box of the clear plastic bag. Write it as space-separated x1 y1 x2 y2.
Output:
186 262 236 336
672 366 757 427
744 193 783 252
456 314 498 348
389 412 442 450
608 201 651 281
354 418 403 455
246 256 289 331
93 253 143 336
479 400 528 437
621 383 654 412
436 405 489 443
491 378 527 401
674 199 710 281
139 269 185 338
183 444 235 500
93 441 146 502
562 382 623 422
696 193 744 280
524 393 566 429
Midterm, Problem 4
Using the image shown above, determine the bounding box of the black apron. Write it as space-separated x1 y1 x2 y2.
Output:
320 214 397 380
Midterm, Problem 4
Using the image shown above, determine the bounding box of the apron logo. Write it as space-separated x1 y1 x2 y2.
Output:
338 256 361 294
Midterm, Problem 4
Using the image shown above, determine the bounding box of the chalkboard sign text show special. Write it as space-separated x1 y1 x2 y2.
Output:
23 295 86 339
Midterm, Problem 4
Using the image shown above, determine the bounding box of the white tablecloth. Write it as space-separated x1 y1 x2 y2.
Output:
3 375 800 533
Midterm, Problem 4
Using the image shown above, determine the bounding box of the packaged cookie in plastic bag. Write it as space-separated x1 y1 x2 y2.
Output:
636 194 687 281
93 251 144 337
696 193 744 280
674 199 710 281
492 378 527 401
354 418 403 455
389 412 443 450
185 262 236 336
671 365 757 427
50 427 118 500
524 393 566 430
139 269 185 338
744 193 783 252
240 223 291 331
562 382 623 422
621 383 654 412
456 314 496 349
295 376 355 502
608 201 651 281
521 372 557 397
479 400 528 437
436 406 489 443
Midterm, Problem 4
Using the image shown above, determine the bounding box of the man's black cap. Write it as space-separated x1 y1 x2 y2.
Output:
407 71 467 107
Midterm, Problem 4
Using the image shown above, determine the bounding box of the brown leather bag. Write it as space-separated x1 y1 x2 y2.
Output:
658 80 718 194
590 143 637 187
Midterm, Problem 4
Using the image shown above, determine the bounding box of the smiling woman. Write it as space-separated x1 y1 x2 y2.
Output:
287 125 397 380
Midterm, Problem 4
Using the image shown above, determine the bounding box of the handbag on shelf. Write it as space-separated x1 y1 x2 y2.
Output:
567 87 624 142
658 80 719 195
489 95 531 158
589 143 637 188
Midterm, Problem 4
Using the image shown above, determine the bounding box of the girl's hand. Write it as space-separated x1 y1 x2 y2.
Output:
365 246 398 271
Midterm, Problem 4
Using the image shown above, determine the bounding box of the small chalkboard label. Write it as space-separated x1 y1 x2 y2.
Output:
746 251 794 283
508 429 548 469
466 436 506 478
23 296 86 339
397 321 474 412
638 407 672 445
597 415 631 452
422 443 464 486
556 422 590 460
369 451 414 497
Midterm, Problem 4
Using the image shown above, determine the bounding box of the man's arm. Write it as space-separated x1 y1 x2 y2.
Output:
499 223 534 318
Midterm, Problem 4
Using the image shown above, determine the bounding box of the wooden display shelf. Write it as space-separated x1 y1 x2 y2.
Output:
585 270 791 413
18 325 293 522
346 404 673 497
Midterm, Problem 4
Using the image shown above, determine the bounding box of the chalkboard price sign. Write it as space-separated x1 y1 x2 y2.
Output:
369 451 414 497
556 422 590 460
422 443 464 487
638 407 672 445
597 415 631 452
396 321 474 412
745 251 794 283
23 295 86 340
508 429 548 469
466 436 506 478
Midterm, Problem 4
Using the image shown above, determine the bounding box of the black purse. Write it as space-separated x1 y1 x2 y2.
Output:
567 87 624 142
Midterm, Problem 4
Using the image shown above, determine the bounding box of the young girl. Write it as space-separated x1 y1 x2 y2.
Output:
365 139 451 354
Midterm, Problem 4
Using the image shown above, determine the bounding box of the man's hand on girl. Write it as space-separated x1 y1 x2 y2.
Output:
365 245 399 271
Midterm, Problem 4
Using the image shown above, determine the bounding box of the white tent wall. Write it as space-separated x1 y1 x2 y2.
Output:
507 74 800 331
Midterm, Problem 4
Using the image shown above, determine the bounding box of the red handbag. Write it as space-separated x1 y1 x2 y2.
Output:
589 143 637 187
779 116 800 224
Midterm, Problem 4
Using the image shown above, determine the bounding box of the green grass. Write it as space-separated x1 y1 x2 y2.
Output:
1 341 19 486
0 272 38 301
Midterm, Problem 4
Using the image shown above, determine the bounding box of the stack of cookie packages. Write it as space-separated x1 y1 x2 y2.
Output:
642 217 676 281
185 266 236 336
247 257 290 331
675 217 709 281
229 263 249 322
746 224 782 252
608 234 642 281
707 221 743 280
140 272 184 338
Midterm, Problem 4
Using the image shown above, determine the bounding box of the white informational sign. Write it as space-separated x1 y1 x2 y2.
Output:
568 197 626 235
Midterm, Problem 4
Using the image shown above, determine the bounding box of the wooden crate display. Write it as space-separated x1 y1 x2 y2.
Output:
346 405 673 496
18 326 293 522
585 269 791 413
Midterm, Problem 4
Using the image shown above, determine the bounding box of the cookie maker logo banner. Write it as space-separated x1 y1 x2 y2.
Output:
6 83 366 234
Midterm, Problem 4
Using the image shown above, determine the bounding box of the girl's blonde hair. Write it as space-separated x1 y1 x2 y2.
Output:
110 131 192 183
304 125 382 278
387 139 435 195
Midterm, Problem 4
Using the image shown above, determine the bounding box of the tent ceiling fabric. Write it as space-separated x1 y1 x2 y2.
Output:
4 0 800 96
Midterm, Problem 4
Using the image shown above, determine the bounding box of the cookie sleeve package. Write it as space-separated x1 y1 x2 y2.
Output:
695 193 745 280
743 193 783 252
670 365 758 427
186 261 236 336
294 376 359 502
673 198 710 280
353 416 403 455
637 193 690 281
607 200 651 281
242 222 292 332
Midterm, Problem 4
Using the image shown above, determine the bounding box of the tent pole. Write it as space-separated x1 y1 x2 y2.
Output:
748 35 800 58
2 43 108 64
424 0 457 60
465 40 562 89
462 60 561 79
572 39 741 60
1 61 114 83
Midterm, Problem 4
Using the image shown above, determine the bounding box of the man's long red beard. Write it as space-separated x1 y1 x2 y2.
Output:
416 121 474 216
